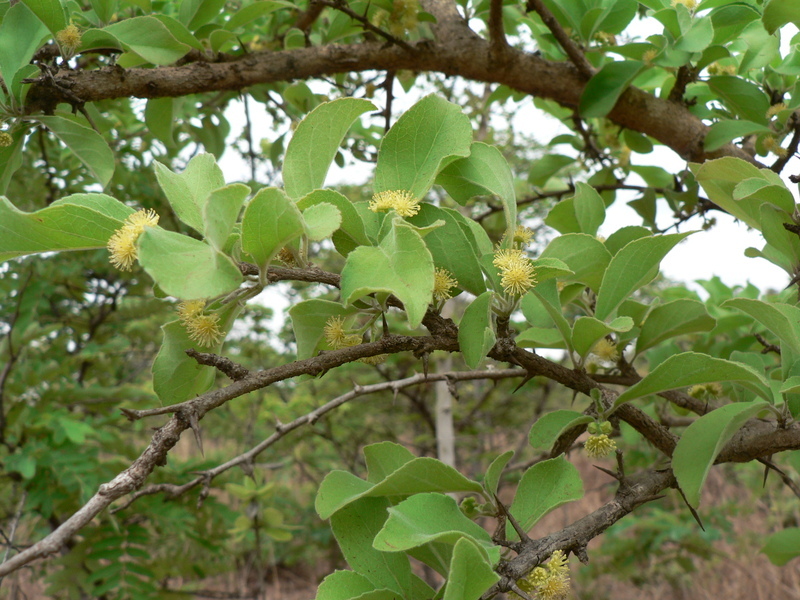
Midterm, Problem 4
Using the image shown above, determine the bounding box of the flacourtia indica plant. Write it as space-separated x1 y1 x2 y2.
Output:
3 91 800 598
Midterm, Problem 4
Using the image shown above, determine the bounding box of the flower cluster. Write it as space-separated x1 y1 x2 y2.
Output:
671 0 697 11
0 132 12 147
433 267 457 302
493 248 536 297
56 24 82 58
368 190 421 217
177 300 224 347
585 433 616 459
323 316 386 365
591 338 619 363
688 382 723 399
517 550 571 600
107 209 159 271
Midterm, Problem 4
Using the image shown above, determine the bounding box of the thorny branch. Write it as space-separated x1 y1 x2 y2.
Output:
113 369 525 511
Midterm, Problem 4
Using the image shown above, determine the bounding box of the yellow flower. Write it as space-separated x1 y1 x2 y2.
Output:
671 0 697 11
56 24 82 57
125 208 160 231
767 103 787 119
0 132 12 147
369 190 420 217
591 338 619 362
585 433 617 458
516 551 571 600
492 248 525 270
763 135 787 157
501 263 536 297
688 382 723 399
513 226 534 247
186 313 223 347
359 354 387 366
642 49 658 66
177 300 206 325
107 209 160 271
324 316 361 349
107 227 139 271
433 268 457 302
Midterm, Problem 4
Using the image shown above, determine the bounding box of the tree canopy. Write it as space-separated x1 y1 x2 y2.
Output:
2 0 800 598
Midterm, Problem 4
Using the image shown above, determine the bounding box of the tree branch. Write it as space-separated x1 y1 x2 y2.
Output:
113 368 524 511
23 38 762 165
525 0 594 79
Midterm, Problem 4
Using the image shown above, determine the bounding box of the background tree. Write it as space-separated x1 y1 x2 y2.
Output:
2 0 800 598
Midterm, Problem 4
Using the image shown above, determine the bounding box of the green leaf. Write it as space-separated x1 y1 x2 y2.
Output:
373 493 499 564
152 302 241 402
613 352 772 409
580 60 644 118
544 183 606 235
283 98 376 199
595 231 694 321
288 299 358 360
33 116 115 187
0 3 48 102
636 299 716 355
692 157 776 230
298 189 371 253
604 226 651 255
483 451 514 499
707 76 770 124
508 456 584 539
763 0 800 34
458 291 496 369
442 538 500 600
364 442 416 484
704 120 774 152
527 154 574 187
721 298 800 354
154 154 225 234
137 228 242 300
331 497 413 597
0 194 132 263
225 1 295 30
303 202 342 241
408 205 486 295
241 187 305 270
103 16 191 65
735 178 794 214
530 257 573 284
341 218 434 328
529 280 574 354
179 0 226 29
316 458 484 520
375 94 472 199
145 98 177 147
761 528 800 565
515 327 567 349
539 234 611 292
315 570 377 600
572 316 633 359
20 0 66 37
529 410 593 452
202 183 250 250
673 400 769 507
436 142 517 240
674 12 714 52
0 129 25 194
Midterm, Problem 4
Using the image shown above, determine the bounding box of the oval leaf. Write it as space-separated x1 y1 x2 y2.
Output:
283 98 376 199
614 352 771 409
673 400 769 507
458 291 496 369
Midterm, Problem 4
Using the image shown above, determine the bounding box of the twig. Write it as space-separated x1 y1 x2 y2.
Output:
186 349 250 381
488 0 508 52
772 111 800 174
754 333 780 355
0 490 27 585
525 0 594 78
113 368 525 510
316 0 416 53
